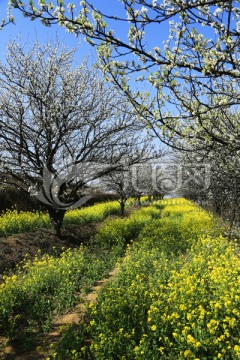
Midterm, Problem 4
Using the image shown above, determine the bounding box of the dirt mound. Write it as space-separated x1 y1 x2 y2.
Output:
0 223 98 278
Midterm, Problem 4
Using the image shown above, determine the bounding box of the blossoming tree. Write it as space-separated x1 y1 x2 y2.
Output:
0 40 150 236
7 0 240 152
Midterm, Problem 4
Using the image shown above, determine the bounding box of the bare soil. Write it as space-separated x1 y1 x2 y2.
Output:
0 221 103 359
0 223 98 279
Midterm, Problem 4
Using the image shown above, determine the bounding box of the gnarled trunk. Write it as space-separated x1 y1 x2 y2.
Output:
47 207 66 238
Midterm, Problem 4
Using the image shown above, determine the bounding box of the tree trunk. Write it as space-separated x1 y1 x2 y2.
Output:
120 200 125 216
47 207 66 238
137 196 141 206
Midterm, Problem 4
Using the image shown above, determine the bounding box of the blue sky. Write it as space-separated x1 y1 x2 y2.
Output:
0 0 168 65
0 1 205 120
0 0 162 118
0 0 97 64
0 1 230 113
0 1 231 68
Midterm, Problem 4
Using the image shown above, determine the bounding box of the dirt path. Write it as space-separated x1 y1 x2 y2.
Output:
2 266 119 360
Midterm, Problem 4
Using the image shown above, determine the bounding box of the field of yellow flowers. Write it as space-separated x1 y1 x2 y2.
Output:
49 199 240 360
0 198 239 359
0 201 121 236
0 200 156 343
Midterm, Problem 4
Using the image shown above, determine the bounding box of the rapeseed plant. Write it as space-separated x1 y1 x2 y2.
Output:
80 199 240 360
2 198 239 359
0 200 122 236
0 209 50 236
0 200 163 340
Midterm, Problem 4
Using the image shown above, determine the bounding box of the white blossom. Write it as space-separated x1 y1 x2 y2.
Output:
141 6 148 13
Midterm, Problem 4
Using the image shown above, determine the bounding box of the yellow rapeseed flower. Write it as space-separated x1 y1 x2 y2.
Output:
184 349 193 358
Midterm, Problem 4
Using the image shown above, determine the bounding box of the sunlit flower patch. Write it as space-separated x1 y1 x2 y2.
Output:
82 199 240 360
0 200 122 236
0 200 163 339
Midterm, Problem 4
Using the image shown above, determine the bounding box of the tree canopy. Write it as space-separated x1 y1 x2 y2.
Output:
0 39 154 235
7 0 240 151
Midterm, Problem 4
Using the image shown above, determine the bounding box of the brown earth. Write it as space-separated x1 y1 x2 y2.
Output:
0 205 136 278
0 223 98 279
0 221 103 359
